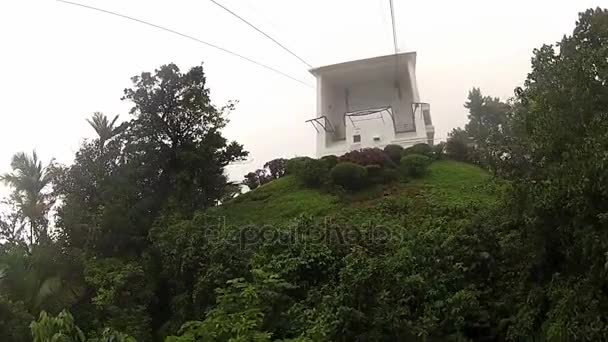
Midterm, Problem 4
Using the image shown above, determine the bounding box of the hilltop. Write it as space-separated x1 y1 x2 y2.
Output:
209 160 501 226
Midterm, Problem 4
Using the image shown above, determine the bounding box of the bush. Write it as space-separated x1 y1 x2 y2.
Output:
403 143 433 157
383 144 404 164
330 162 368 190
293 158 328 187
380 168 400 184
365 165 383 184
400 154 432 178
285 157 314 175
339 148 394 167
321 155 339 170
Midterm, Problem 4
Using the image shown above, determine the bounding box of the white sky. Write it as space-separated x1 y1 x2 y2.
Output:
0 0 604 191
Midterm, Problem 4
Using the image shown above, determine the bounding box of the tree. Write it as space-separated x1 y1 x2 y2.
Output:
86 112 126 147
243 171 261 190
49 63 250 338
122 63 248 216
464 88 509 146
445 128 470 161
264 158 287 179
493 8 608 339
30 310 135 342
1 151 55 245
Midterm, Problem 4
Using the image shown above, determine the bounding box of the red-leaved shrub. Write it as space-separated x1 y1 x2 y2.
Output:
338 148 394 167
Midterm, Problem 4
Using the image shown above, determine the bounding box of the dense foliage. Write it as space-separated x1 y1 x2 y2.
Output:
400 154 431 177
382 144 404 163
329 162 368 190
338 147 394 167
402 143 433 158
1 8 608 341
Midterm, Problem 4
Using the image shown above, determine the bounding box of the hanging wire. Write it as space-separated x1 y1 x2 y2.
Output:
207 0 313 69
56 0 314 88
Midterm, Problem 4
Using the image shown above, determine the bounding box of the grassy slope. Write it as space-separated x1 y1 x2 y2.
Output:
208 160 498 226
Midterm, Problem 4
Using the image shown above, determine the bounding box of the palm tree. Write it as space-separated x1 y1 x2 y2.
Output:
86 112 125 146
1 151 54 245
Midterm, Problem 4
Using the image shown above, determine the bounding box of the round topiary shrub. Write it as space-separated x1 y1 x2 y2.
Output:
330 162 368 190
285 157 314 175
295 158 329 187
379 168 399 184
400 154 432 178
365 164 383 184
321 155 339 170
403 143 433 157
383 144 404 164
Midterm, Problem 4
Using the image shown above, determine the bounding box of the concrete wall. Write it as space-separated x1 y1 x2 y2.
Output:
313 53 434 157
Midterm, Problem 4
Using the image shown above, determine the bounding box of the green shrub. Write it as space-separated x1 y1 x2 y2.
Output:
321 155 339 169
400 154 432 177
293 158 328 187
403 143 433 157
383 144 404 164
285 157 314 175
330 162 368 190
365 165 383 184
380 168 400 184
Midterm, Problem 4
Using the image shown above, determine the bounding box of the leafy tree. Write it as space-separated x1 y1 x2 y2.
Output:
122 63 248 217
490 7 608 339
464 88 509 146
445 128 470 161
243 171 262 190
83 258 153 341
0 294 33 342
264 158 287 179
31 310 86 342
242 169 272 191
30 310 135 342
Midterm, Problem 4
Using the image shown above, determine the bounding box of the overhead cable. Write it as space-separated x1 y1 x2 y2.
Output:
56 0 314 87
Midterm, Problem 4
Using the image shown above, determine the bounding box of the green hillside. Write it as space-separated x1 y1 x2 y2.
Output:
209 160 500 226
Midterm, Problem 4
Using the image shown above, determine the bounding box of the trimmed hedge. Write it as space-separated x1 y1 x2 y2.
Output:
330 162 368 190
338 148 394 167
383 144 404 164
320 155 339 170
400 154 432 178
380 168 399 184
294 158 328 187
285 157 314 175
403 143 433 158
365 164 383 184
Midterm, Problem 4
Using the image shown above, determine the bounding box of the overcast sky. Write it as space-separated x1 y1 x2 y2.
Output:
0 0 603 190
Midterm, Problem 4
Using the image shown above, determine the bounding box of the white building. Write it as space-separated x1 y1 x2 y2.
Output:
307 52 434 157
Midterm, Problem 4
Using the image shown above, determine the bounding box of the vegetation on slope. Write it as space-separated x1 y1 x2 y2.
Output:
2 7 608 341
211 160 498 227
